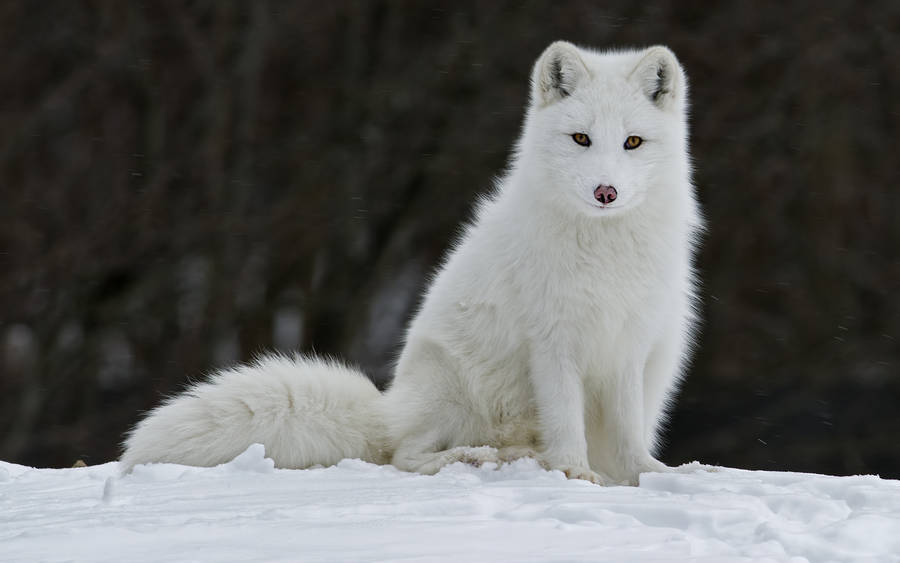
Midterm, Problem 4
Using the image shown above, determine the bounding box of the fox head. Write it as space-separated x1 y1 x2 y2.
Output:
518 42 690 217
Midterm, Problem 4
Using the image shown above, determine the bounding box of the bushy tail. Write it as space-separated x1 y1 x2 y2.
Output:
120 354 390 472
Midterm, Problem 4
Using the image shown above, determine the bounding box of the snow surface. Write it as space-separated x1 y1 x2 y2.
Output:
3 444 900 562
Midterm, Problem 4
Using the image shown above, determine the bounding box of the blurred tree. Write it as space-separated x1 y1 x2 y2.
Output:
1 1 897 476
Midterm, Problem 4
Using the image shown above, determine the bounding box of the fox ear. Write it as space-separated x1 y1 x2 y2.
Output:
532 41 590 106
631 46 685 110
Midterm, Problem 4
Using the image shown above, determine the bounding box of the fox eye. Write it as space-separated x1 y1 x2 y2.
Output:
624 135 643 150
571 133 591 147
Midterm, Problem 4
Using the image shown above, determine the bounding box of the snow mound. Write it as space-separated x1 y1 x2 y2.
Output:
2 447 899 562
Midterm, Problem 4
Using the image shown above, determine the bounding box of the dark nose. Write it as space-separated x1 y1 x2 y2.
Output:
594 185 617 204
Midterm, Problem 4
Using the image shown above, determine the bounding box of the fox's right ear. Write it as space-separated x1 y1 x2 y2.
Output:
532 41 590 107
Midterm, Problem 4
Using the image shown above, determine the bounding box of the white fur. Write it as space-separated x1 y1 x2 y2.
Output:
120 355 389 471
122 42 702 485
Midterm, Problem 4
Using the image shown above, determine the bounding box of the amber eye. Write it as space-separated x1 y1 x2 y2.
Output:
572 133 591 147
624 135 643 150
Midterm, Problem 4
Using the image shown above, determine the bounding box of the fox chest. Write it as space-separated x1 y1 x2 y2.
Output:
517 248 677 364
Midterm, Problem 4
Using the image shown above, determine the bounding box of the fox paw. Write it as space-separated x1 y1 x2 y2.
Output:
621 458 722 485
558 465 611 486
619 458 671 486
445 446 501 467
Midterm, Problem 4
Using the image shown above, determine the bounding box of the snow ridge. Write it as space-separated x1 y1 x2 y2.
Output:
2 445 899 562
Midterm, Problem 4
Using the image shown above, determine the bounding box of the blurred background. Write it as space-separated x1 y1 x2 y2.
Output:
1 1 898 477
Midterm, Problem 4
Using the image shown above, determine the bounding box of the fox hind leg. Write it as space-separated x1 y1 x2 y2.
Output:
392 443 503 475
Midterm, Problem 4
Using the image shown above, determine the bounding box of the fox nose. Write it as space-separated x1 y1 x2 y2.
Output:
594 185 617 204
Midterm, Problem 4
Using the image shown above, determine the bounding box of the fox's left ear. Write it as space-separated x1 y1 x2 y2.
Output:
631 46 685 110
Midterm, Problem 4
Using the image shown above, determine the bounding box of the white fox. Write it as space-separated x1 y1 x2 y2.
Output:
122 41 703 486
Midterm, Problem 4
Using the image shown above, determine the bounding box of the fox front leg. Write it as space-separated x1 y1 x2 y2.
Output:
528 342 612 485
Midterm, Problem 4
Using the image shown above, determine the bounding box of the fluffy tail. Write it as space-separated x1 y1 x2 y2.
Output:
120 354 390 472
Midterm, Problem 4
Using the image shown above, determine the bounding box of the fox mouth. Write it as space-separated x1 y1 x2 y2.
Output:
586 196 634 214
583 187 644 213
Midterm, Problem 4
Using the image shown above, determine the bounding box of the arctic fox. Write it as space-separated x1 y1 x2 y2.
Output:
122 41 702 486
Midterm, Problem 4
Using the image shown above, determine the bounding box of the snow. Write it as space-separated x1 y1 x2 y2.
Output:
3 445 900 562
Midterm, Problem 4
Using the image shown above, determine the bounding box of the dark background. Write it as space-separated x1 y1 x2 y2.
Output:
2 1 898 477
